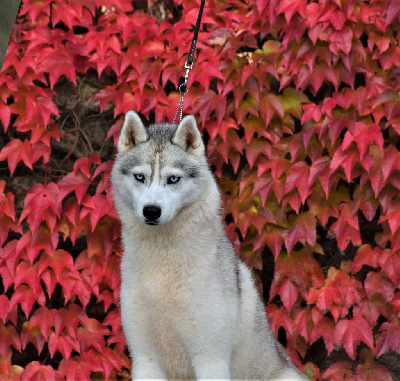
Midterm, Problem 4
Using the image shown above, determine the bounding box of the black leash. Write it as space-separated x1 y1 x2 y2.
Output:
173 0 206 124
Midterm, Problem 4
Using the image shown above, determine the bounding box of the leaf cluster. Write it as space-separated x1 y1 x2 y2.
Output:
1 0 400 379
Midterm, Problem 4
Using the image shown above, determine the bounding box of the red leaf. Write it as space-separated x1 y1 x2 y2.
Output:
74 153 101 178
293 308 313 341
0 295 9 324
276 0 307 23
353 297 384 327
77 319 109 353
364 272 395 302
274 249 324 289
9 285 44 318
19 183 61 233
328 25 353 55
0 139 33 175
330 203 361 250
376 319 400 357
259 92 284 126
21 323 46 355
310 316 335 354
0 101 11 132
284 212 316 254
28 307 55 340
308 269 365 322
379 204 400 236
354 363 392 381
333 316 374 359
378 249 400 285
309 157 332 197
284 161 311 204
352 245 380 273
385 0 400 26
0 180 17 222
39 47 77 88
272 278 299 312
266 304 294 337
38 249 75 281
21 361 56 381
14 261 42 298
323 361 353 381
58 357 92 381
330 145 359 182
48 332 80 361
342 122 383 160
57 171 91 204
0 322 21 358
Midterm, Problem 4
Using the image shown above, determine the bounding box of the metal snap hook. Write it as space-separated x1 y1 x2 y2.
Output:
179 83 189 95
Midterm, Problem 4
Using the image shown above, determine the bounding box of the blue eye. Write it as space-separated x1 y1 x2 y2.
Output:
134 173 145 182
167 176 180 185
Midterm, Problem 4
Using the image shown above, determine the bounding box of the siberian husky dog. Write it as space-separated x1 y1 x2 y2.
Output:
111 111 306 380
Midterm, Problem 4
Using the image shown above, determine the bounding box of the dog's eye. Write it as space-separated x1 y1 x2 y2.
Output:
167 176 180 185
133 173 145 182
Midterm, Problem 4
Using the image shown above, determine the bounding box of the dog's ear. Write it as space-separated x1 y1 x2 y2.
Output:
117 111 148 154
172 115 204 157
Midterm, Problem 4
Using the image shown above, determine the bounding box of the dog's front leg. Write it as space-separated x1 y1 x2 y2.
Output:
191 354 231 381
132 355 166 381
178 297 235 380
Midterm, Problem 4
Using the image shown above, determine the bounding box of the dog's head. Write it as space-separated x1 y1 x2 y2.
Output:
112 111 208 226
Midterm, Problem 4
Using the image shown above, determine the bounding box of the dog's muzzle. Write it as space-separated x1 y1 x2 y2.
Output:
143 205 161 225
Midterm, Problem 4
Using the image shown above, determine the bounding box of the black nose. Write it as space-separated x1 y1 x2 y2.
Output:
143 205 161 223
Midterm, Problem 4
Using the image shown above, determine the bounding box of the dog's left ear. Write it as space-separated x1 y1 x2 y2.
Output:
172 115 204 157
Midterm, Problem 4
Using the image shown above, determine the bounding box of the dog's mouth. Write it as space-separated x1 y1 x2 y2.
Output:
145 220 159 226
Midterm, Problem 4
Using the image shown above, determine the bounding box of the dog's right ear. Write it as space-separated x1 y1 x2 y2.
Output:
117 111 148 154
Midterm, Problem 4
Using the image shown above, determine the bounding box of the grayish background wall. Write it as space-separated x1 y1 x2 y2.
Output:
0 0 21 70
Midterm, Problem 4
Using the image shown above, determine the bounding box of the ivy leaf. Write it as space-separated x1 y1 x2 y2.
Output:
28 307 55 340
322 361 353 381
284 161 311 204
354 363 392 381
0 322 21 358
284 212 316 254
328 25 353 55
19 183 61 233
0 139 33 175
379 203 400 235
20 361 56 381
364 272 395 302
39 46 77 88
48 332 80 362
330 203 361 250
58 357 92 381
77 319 109 353
57 171 92 204
353 295 388 327
330 145 359 182
14 261 42 298
376 319 400 357
259 92 284 126
378 249 400 284
0 101 11 132
342 122 383 160
270 278 299 312
310 316 335 354
333 316 374 359
9 285 45 318
0 295 9 324
352 244 380 273
21 323 46 355
266 304 294 337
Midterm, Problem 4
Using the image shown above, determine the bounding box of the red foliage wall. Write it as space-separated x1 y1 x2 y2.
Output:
1 0 400 379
